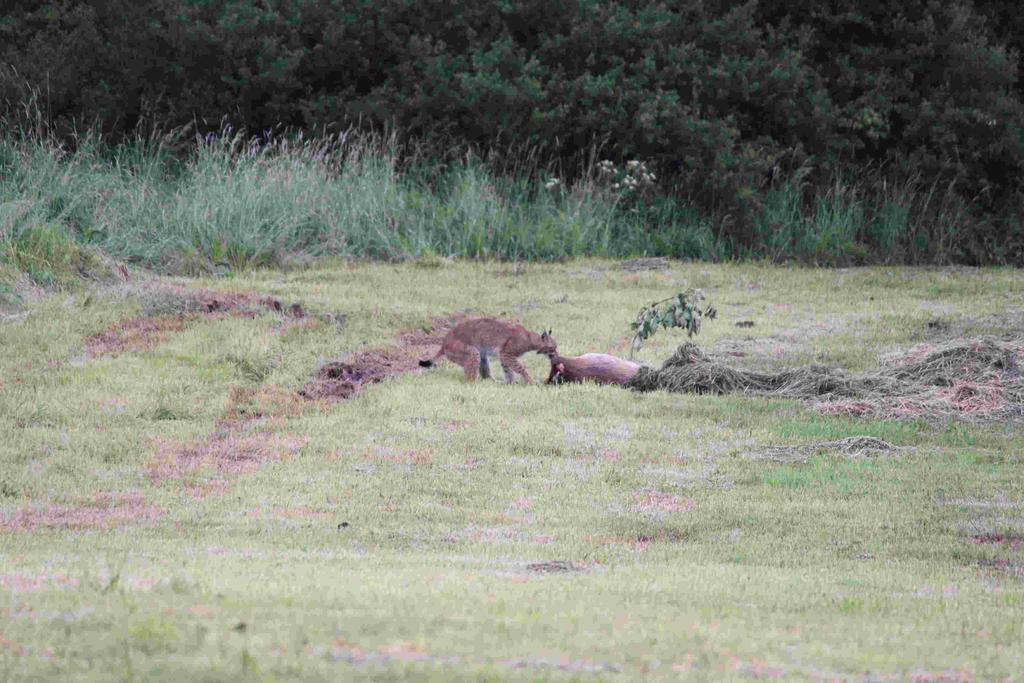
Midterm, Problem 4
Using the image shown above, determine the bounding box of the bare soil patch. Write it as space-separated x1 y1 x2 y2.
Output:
85 315 193 356
1 491 163 533
972 533 1024 550
148 384 311 498
148 426 309 487
87 284 316 357
300 314 469 401
225 385 308 421
976 559 1024 581
138 284 290 317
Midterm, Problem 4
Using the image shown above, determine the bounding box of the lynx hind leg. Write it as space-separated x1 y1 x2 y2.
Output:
443 338 481 381
501 362 515 384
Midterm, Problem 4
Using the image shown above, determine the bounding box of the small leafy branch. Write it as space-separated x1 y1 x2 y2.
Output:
630 290 716 357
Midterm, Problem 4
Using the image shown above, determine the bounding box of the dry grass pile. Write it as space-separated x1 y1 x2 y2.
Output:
627 339 1024 421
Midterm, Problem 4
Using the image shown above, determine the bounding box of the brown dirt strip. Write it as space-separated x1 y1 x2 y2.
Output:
12 312 482 533
86 285 313 357
973 533 1024 550
299 313 469 400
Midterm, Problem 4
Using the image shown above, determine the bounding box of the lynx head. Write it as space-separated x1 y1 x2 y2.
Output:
536 329 557 356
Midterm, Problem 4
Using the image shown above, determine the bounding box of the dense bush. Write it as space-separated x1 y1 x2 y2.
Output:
1 1 1022 264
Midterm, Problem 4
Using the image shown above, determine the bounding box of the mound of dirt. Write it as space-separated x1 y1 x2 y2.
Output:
627 339 1024 421
138 283 307 318
299 314 469 401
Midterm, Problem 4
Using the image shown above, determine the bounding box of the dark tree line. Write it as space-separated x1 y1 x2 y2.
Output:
2 0 1023 263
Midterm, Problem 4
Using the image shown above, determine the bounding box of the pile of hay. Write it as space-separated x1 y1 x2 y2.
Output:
626 339 1024 421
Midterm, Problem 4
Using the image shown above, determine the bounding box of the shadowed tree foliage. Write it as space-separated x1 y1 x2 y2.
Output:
1 0 1022 263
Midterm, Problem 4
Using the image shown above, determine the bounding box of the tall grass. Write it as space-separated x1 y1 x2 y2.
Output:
0 124 1004 279
1 128 678 274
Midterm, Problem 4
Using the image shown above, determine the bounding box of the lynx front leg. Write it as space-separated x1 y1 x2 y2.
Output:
499 349 533 384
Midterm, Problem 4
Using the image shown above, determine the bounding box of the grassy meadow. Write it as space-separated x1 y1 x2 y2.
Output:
1 260 1023 681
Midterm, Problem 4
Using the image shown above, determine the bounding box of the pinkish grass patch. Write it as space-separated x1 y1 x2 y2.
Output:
729 656 787 679
440 419 472 432
85 315 193 357
633 491 697 513
0 572 81 593
183 478 232 500
364 448 435 467
319 639 449 665
500 656 620 674
226 384 309 421
1 491 163 533
443 525 555 545
148 428 309 488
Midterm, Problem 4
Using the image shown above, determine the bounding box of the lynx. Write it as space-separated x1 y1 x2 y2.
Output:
419 317 556 384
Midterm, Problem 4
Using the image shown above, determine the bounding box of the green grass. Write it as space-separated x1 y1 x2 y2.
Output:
1 261 1023 680
0 126 1000 274
0 130 690 273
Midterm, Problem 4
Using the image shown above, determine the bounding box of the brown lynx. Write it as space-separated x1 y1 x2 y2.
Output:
419 317 557 383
